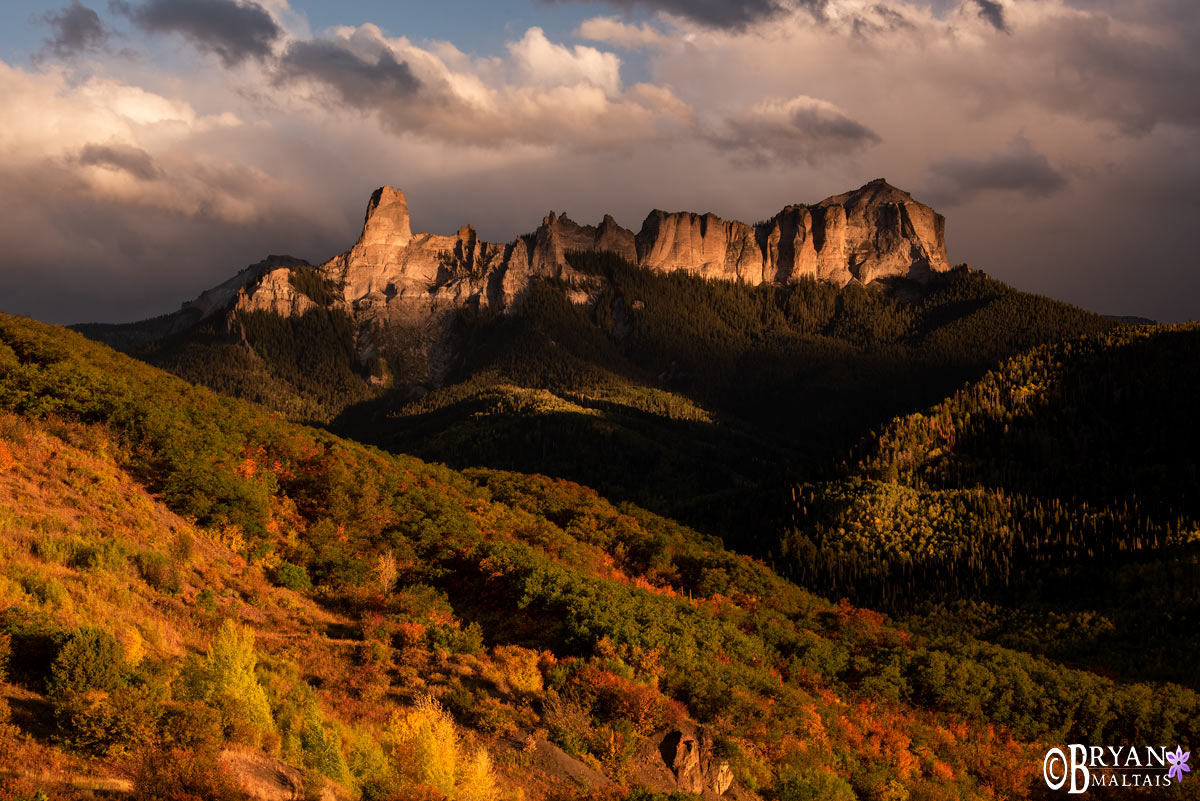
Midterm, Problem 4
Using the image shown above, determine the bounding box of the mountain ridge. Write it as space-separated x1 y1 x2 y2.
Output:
175 178 950 330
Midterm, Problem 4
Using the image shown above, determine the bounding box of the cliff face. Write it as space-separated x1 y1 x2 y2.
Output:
231 178 948 326
632 180 948 287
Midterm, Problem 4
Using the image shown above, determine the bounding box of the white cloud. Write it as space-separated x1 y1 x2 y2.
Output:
508 27 623 95
272 23 688 149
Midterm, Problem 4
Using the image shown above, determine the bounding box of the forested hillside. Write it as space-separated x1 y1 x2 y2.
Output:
4 313 1199 799
786 324 1200 686
330 257 1115 551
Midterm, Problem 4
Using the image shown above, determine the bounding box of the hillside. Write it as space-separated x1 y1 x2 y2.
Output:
5 313 1199 799
785 324 1200 686
78 252 1116 554
71 182 1118 558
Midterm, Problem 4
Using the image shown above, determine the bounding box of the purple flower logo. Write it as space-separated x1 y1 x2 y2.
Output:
1167 746 1191 783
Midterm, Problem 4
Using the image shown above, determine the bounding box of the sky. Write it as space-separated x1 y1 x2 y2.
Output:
0 0 1197 324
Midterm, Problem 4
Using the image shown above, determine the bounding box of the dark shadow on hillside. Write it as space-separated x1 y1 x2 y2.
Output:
332 385 794 556
926 326 1200 513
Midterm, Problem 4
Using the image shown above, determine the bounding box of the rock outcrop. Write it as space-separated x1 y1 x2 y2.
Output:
233 267 317 318
318 188 514 327
222 178 947 328
184 255 313 321
633 724 747 799
181 179 948 386
636 211 763 282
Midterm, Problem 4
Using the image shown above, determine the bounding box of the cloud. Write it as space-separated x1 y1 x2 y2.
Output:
272 24 690 150
277 39 421 109
923 138 1066 205
1010 10 1200 135
508 27 622 94
117 0 282 66
77 143 162 181
970 0 1008 32
41 1 109 58
710 95 880 165
0 63 257 222
543 0 803 30
577 17 672 50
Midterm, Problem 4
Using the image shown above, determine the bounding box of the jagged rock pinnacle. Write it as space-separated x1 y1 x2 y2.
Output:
235 180 950 326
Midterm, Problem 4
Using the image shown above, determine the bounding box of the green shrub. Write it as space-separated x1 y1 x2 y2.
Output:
30 536 76 565
47 628 162 753
346 731 397 801
0 631 10 682
48 626 163 755
134 550 181 594
299 704 352 786
0 695 20 746
195 588 218 612
272 680 352 787
19 573 70 609
427 621 484 656
53 682 162 756
70 538 127 572
775 766 857 801
170 530 196 564
158 700 225 752
48 627 125 697
543 691 592 757
444 681 518 736
271 561 313 592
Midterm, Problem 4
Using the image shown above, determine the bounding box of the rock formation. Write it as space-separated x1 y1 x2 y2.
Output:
204 178 949 329
168 179 948 386
634 724 743 799
184 255 313 321
233 267 318 318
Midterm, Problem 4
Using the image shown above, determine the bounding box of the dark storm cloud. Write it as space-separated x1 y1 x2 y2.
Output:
276 39 421 110
959 4 1200 135
0 160 347 326
41 1 109 57
924 139 1066 206
542 0 822 30
711 97 881 166
77 143 162 181
850 4 914 38
971 0 1008 32
114 0 281 66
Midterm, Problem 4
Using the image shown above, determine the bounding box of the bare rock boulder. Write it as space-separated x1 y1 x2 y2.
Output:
635 723 744 799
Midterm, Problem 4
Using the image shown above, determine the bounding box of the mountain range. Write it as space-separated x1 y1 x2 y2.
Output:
83 178 950 390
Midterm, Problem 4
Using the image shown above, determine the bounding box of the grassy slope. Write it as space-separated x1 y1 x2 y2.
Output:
0 411 348 798
3 316 1200 800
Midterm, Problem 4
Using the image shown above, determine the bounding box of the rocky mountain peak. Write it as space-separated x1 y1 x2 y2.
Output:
227 180 950 332
824 177 914 207
360 186 412 250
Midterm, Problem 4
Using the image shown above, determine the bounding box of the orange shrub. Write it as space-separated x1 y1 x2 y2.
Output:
573 664 670 736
